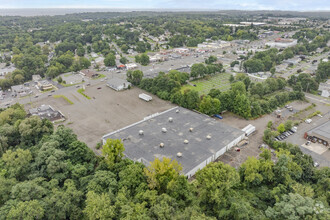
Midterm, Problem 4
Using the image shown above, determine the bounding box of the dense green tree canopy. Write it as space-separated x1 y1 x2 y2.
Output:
0 104 329 219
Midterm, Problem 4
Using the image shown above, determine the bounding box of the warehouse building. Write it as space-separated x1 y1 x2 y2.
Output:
102 107 245 178
305 121 330 146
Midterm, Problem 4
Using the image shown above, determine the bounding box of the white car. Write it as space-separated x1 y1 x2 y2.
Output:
305 119 312 124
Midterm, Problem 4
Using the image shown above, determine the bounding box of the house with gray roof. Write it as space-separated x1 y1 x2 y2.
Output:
106 77 131 91
28 105 65 123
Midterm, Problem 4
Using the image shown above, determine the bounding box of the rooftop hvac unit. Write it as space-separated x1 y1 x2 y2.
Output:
177 152 182 157
168 117 173 122
189 128 193 132
160 143 164 148
139 130 144 135
184 140 189 144
176 109 180 113
162 128 167 133
206 135 212 140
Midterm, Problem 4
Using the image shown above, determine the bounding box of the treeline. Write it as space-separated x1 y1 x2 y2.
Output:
287 61 330 93
0 38 91 90
137 68 304 119
0 104 329 219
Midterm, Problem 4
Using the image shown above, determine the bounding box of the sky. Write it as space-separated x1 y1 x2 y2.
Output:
0 0 329 11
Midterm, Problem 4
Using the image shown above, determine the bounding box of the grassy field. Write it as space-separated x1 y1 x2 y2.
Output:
181 72 232 95
60 82 83 87
53 95 74 105
77 88 91 100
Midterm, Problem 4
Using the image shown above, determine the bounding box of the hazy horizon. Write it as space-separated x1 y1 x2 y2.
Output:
0 8 329 17
0 0 330 11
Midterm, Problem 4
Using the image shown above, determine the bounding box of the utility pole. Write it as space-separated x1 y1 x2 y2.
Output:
306 81 310 93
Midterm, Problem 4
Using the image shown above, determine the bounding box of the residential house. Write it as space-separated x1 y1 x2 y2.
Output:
37 80 53 91
106 78 131 91
29 105 65 123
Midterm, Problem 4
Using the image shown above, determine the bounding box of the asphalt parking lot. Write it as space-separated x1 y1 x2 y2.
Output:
216 100 327 168
285 111 330 167
24 84 174 153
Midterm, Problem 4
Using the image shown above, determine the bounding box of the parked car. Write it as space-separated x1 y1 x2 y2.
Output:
314 162 319 167
97 87 102 90
305 119 312 124
213 114 223 119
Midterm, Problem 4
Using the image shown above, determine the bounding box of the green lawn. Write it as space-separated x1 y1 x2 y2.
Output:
77 88 91 100
60 82 83 87
53 95 74 105
181 72 232 95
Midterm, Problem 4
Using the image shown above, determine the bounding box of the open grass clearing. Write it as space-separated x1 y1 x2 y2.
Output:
77 88 91 99
53 95 74 105
181 72 232 95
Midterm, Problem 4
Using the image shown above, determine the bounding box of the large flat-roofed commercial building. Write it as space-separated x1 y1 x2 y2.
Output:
102 107 245 178
305 121 330 146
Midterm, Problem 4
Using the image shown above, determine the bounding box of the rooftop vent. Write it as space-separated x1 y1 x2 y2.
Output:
206 135 212 140
139 130 144 135
184 139 189 144
177 152 182 158
162 127 167 133
168 117 173 122
160 143 164 148
189 127 193 132
176 109 180 113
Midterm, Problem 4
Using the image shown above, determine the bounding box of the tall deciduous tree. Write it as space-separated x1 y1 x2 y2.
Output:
104 53 116 67
2 149 32 180
102 139 125 168
195 162 239 216
190 63 207 79
144 157 182 194
7 200 44 220
265 193 326 220
84 191 115 220
199 95 221 115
